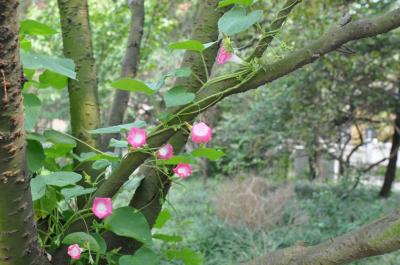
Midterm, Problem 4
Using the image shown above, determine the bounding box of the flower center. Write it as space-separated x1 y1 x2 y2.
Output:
159 147 168 156
133 134 143 143
195 126 208 136
97 203 106 213
178 167 186 174
71 248 79 256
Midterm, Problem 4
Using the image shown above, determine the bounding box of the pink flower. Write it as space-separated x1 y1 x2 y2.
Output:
216 46 233 64
157 144 174 160
127 127 147 148
216 46 243 65
67 244 82 260
173 163 192 179
92 197 113 219
191 122 212 144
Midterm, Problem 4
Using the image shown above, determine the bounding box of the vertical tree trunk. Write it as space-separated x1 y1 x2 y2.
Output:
102 0 145 150
0 2 50 264
57 0 100 162
379 112 400 198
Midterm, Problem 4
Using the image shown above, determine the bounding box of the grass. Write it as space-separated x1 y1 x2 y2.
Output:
158 177 400 265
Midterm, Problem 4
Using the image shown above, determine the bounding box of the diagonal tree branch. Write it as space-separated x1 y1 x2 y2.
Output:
95 7 400 200
243 208 400 265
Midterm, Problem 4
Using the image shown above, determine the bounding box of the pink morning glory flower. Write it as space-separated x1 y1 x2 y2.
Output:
67 244 82 260
173 163 192 179
216 46 243 65
92 197 113 219
127 127 147 148
157 144 174 160
191 122 212 144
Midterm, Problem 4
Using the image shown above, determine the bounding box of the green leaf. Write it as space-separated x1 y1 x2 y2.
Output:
41 172 82 187
156 155 195 166
62 232 101 252
111 78 154 95
109 139 129 148
104 207 152 246
153 209 171 229
153 233 182 242
119 247 159 265
218 7 263 36
39 70 68 89
167 67 192 78
20 39 32 51
166 248 204 265
23 93 41 131
218 0 253 8
44 130 76 146
169 40 205 52
91 233 107 254
164 86 195 108
61 186 96 201
21 50 76 79
191 148 225 161
31 176 46 201
92 159 111 170
34 186 59 219
89 121 146 134
20 19 57 35
27 139 45 171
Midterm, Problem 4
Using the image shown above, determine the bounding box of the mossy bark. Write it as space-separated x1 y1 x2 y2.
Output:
0 1 50 264
58 0 100 172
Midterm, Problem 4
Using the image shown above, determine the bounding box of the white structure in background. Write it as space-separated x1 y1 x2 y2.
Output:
293 137 397 179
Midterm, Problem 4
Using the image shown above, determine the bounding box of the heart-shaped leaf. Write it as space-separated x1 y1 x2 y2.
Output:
111 78 154 95
164 86 195 108
192 148 225 161
218 7 263 36
40 172 82 187
62 232 101 252
119 247 159 265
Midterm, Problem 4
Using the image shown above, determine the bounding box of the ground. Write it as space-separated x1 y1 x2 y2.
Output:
156 177 400 265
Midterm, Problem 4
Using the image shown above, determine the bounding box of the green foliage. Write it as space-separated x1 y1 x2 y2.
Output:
111 78 155 95
119 247 160 265
192 148 225 161
27 139 45 171
218 0 254 8
164 86 196 107
218 7 263 36
89 121 146 134
23 93 42 131
62 232 102 253
161 179 400 265
21 50 76 79
104 207 153 246
169 40 205 52
166 248 204 265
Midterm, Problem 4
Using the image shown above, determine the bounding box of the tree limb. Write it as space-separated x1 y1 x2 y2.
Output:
95 7 400 199
101 0 145 150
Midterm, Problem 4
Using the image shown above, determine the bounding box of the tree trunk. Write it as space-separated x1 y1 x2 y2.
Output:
244 208 400 265
102 0 145 150
57 0 100 170
0 2 50 264
379 112 400 198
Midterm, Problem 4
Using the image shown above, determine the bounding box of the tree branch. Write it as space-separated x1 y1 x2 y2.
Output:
101 0 145 150
243 208 400 265
95 7 400 199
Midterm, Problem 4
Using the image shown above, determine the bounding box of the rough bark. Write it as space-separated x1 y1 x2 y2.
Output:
57 0 101 168
243 208 400 265
379 111 400 198
102 0 145 150
0 2 50 264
